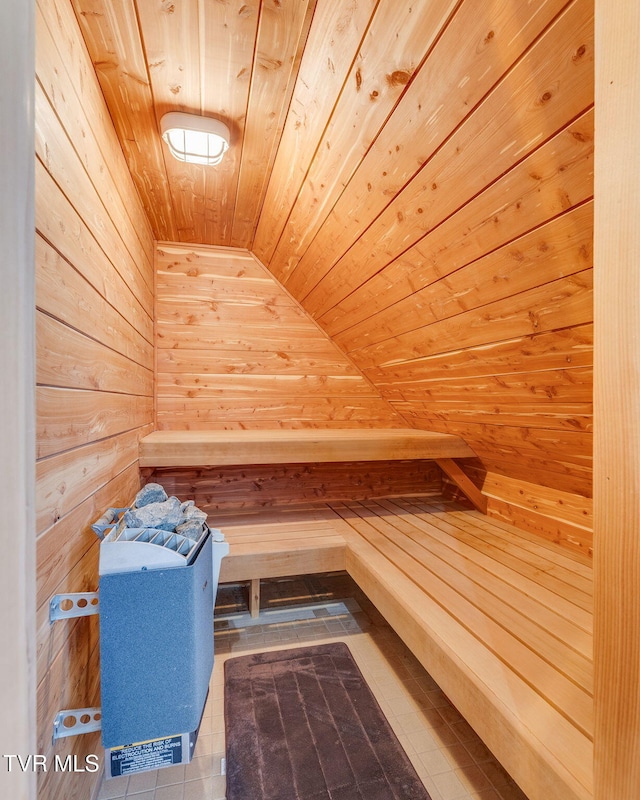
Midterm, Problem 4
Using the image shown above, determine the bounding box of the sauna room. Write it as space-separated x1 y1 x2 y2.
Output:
2 0 639 799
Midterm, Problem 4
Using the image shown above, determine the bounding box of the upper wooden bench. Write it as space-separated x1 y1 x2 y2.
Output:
138 428 475 467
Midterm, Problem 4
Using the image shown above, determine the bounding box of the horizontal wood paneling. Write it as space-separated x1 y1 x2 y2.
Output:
155 243 403 430
150 461 443 513
156 398 406 430
35 0 154 796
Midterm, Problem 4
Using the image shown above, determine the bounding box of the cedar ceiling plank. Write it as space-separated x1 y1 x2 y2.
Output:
318 111 594 334
333 203 593 353
350 271 593 369
230 0 316 248
363 325 593 384
136 0 207 243
273 0 571 291
200 0 261 245
252 0 377 265
134 0 260 244
70 0 178 241
296 0 593 317
265 0 460 283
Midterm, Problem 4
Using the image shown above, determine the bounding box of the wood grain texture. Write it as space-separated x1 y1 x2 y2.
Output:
593 2 640 797
215 497 593 798
67 0 594 553
155 243 404 430
140 429 473 467
35 3 154 798
151 460 443 512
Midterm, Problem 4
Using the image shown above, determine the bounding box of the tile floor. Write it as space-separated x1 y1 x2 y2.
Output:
97 573 529 800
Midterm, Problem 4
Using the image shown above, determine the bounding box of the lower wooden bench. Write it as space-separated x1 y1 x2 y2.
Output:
217 506 347 617
213 497 593 800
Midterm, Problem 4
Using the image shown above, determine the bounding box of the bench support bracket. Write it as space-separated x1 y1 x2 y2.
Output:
435 459 487 514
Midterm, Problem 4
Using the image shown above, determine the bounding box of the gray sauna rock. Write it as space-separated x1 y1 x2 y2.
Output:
124 495 183 531
180 500 195 512
183 505 208 524
134 483 168 508
176 519 205 541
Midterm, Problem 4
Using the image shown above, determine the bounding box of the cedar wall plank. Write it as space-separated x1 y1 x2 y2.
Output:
150 461 443 513
35 1 154 797
155 243 404 431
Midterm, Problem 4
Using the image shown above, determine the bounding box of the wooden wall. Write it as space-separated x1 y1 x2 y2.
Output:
254 0 594 556
150 461 443 514
593 2 640 797
155 242 404 430
35 0 155 796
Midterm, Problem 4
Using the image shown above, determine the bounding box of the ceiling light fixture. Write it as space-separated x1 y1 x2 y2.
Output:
160 112 230 166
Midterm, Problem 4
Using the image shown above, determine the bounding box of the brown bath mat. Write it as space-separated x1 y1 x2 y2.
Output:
224 642 432 800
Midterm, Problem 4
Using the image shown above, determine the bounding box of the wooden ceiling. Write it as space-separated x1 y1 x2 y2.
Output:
72 0 594 539
71 0 318 246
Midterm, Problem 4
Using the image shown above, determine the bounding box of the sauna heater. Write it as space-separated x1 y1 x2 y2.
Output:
94 510 228 778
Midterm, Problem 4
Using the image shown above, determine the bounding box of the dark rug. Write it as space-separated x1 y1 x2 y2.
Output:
224 642 432 800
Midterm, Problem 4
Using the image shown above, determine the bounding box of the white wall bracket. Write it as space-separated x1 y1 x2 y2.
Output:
52 708 102 742
49 592 99 622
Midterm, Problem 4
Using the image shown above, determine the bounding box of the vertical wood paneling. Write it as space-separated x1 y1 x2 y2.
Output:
155 242 404 430
35 1 154 797
593 2 640 797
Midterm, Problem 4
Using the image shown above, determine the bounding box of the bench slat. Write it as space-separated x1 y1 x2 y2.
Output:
334 502 593 735
343 533 592 800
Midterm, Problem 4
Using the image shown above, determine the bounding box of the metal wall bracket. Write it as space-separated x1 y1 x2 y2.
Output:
52 708 102 742
49 592 99 622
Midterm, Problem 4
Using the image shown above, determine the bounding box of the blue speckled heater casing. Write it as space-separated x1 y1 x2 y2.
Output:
99 532 214 748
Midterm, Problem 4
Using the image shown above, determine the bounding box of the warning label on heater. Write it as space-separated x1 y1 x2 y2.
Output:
109 736 182 777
